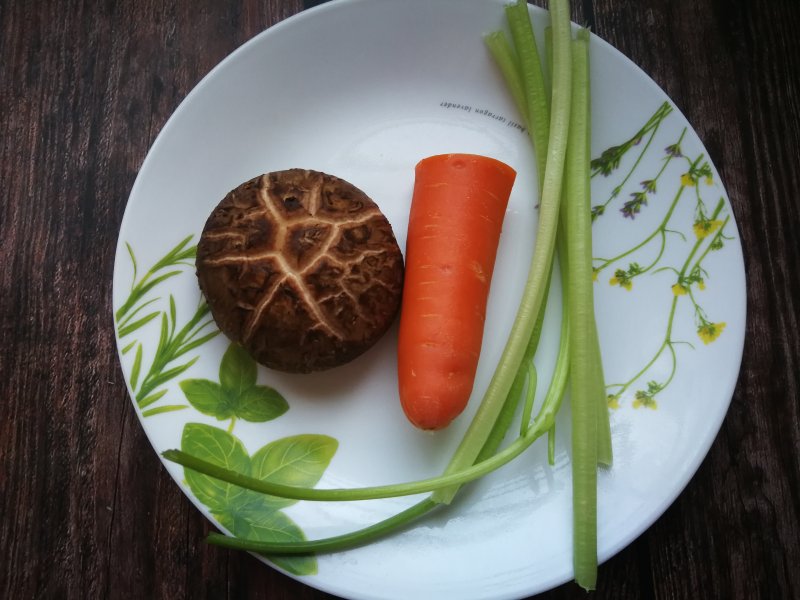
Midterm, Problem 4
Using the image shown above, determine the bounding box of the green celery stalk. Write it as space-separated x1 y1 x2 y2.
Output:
483 30 530 128
506 0 550 184
565 28 599 591
593 325 613 466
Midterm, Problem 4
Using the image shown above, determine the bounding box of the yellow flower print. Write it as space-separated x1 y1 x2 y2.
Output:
693 219 724 240
698 279 706 291
680 173 696 187
633 381 662 409
610 275 632 291
592 268 599 282
672 283 688 296
698 321 726 344
633 391 658 410
705 175 713 185
609 266 640 290
607 395 620 410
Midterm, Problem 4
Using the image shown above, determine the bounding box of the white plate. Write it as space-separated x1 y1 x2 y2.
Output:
113 1 746 598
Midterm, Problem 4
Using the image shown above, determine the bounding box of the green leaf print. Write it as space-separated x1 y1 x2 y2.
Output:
181 423 338 576
181 423 251 511
179 343 288 424
220 344 257 397
179 379 234 420
216 507 316 576
237 386 289 422
250 434 338 490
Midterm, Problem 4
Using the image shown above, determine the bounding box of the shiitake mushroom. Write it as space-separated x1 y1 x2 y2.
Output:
196 169 404 373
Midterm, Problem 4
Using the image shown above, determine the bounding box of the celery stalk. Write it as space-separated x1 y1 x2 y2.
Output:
484 30 530 128
565 28 599 591
506 0 550 184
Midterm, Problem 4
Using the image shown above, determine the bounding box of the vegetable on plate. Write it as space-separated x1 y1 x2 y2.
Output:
398 153 516 431
195 169 404 373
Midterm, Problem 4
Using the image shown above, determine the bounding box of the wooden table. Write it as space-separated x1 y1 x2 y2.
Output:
2 0 798 598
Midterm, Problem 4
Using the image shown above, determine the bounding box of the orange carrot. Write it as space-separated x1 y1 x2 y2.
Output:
398 153 516 430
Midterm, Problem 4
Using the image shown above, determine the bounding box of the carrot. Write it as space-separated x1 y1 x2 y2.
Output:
397 153 516 430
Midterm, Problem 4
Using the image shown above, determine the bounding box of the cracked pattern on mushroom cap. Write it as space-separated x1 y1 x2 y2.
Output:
197 170 404 373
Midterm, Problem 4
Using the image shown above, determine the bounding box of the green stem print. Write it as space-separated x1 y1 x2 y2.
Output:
592 135 699 287
136 300 219 406
606 200 725 407
592 106 734 410
180 422 337 576
591 101 674 220
116 235 196 327
116 236 220 417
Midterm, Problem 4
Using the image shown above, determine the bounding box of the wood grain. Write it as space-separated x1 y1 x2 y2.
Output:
1 0 798 599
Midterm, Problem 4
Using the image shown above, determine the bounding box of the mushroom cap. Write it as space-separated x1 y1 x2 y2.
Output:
196 170 404 373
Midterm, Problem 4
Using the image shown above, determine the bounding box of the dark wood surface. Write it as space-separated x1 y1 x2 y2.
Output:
2 0 798 598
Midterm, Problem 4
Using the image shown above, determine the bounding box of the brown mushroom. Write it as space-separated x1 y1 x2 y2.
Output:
196 169 404 373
